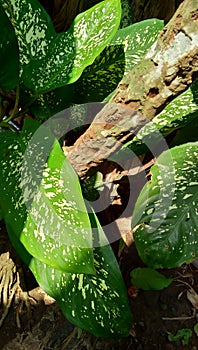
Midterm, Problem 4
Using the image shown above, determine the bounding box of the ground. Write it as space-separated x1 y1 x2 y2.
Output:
1 219 198 350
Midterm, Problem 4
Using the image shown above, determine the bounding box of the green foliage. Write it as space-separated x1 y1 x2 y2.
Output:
132 142 198 268
0 119 132 337
0 4 19 92
167 329 192 346
0 0 197 340
1 0 121 94
116 78 198 159
130 267 172 290
194 323 198 336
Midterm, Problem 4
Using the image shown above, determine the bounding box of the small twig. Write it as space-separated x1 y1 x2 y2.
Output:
162 313 196 321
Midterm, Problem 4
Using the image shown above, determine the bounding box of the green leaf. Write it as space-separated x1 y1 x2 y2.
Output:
0 120 95 274
111 19 164 77
130 267 172 290
167 329 192 345
170 114 198 147
132 142 198 268
29 84 74 120
194 323 198 336
1 0 56 75
120 0 134 28
73 44 125 103
103 19 163 103
0 4 19 91
20 135 95 273
22 0 122 94
117 79 198 159
29 209 132 338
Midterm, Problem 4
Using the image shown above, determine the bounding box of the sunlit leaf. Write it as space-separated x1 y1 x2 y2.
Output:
117 79 198 159
1 0 55 75
111 19 164 76
132 142 198 268
22 0 122 93
0 119 95 274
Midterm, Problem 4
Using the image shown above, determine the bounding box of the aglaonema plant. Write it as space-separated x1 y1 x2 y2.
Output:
0 0 197 339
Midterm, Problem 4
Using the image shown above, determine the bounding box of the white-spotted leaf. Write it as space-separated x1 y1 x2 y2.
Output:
73 44 125 103
0 0 56 75
132 142 198 268
116 79 198 159
0 119 95 274
111 19 164 77
29 210 132 338
21 0 122 93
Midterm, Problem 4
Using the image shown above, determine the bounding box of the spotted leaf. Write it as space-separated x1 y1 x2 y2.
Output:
116 79 198 159
111 19 164 77
132 142 198 268
0 119 95 274
0 0 56 76
21 0 122 94
29 210 132 338
73 44 125 103
0 4 19 91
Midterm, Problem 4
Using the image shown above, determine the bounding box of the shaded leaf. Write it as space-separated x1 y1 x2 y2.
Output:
130 267 172 290
29 84 74 120
73 44 125 103
132 142 198 268
167 329 192 345
194 323 198 337
0 4 19 91
29 209 132 338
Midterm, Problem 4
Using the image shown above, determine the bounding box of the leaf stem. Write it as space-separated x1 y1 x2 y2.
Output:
3 84 20 123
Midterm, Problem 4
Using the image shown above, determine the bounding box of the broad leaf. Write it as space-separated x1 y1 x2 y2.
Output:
0 120 94 274
29 84 74 120
132 142 198 268
0 4 19 91
29 210 132 338
103 19 164 102
111 19 164 77
73 44 125 103
130 267 172 290
22 0 122 94
116 79 198 159
20 134 94 273
1 0 56 75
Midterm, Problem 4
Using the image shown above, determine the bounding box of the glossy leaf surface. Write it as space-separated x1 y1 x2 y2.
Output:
132 142 198 268
0 120 94 274
22 0 122 93
1 0 55 75
29 211 132 338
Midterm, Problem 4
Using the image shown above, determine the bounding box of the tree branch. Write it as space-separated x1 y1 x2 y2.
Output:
67 0 198 180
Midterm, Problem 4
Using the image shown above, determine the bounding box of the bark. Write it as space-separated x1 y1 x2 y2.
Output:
67 0 198 180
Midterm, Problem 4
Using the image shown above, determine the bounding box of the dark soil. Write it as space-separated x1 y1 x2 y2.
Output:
1 220 198 350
